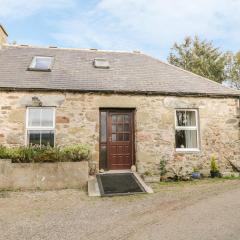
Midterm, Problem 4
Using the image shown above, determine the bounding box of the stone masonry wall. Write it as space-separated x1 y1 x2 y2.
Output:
0 26 7 46
0 91 239 176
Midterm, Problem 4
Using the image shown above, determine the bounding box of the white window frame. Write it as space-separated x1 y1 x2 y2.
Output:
28 56 54 71
25 107 56 147
175 109 200 152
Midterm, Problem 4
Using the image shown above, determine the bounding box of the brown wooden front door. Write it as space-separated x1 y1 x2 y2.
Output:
106 110 134 170
96 109 135 170
99 109 135 170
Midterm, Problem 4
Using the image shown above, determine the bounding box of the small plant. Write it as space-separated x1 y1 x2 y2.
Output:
210 156 220 178
168 166 184 181
159 159 167 181
192 166 201 179
193 167 199 172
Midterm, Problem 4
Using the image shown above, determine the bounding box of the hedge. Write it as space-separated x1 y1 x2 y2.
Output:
0 144 90 163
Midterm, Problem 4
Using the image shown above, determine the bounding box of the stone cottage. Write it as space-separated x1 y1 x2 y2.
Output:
0 25 239 177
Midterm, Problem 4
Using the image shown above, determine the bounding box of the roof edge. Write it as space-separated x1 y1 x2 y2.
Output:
0 87 239 98
141 52 240 95
3 43 141 55
0 25 8 37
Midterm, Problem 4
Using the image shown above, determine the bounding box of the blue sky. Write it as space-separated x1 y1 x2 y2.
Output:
1 0 240 60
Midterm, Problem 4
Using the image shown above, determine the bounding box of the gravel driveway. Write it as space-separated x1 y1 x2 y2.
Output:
0 179 240 240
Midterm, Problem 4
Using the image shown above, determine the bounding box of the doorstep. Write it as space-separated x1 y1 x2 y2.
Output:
88 171 153 197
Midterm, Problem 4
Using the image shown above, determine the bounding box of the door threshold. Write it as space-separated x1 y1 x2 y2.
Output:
101 169 132 174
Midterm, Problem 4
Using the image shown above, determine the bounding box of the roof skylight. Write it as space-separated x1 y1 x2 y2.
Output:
93 58 110 69
28 56 54 71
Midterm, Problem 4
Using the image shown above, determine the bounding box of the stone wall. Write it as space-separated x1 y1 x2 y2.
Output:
0 91 239 177
0 25 7 46
0 159 88 190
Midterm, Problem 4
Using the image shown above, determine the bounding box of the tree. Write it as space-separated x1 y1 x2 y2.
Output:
224 51 240 90
168 36 226 83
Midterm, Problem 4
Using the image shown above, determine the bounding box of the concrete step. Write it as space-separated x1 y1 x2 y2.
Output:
132 172 154 194
88 176 101 197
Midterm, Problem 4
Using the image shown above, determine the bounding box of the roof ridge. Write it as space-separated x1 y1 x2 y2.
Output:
140 52 240 94
3 44 141 55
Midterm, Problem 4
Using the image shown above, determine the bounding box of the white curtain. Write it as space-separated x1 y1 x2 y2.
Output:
185 130 197 148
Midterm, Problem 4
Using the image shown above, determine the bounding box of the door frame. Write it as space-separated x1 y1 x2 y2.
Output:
99 108 136 170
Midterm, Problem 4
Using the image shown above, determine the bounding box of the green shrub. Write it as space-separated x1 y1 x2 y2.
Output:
61 144 90 162
210 156 219 172
0 145 8 159
159 159 167 177
0 144 90 163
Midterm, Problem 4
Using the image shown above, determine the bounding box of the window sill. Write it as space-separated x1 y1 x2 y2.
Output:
175 148 200 153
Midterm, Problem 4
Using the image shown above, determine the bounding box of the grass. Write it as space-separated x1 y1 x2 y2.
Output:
0 177 239 200
150 177 240 192
0 188 13 198
222 175 240 180
98 177 240 199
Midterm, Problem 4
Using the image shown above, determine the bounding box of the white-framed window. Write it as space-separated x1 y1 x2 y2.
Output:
26 107 55 147
28 56 54 71
175 109 199 151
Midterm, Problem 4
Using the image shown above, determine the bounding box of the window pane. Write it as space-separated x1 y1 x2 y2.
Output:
117 133 124 141
112 134 116 141
124 133 129 141
117 124 123 132
100 145 107 169
124 115 129 123
124 124 129 132
41 108 54 127
35 57 52 69
28 108 41 127
175 130 198 148
112 115 117 123
28 130 41 146
117 115 123 122
186 111 196 126
176 111 185 126
100 112 107 142
112 124 117 133
41 130 54 147
176 110 197 127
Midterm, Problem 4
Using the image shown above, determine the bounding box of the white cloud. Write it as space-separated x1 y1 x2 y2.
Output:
51 0 240 58
3 0 240 58
96 0 240 47
0 0 74 18
52 15 141 51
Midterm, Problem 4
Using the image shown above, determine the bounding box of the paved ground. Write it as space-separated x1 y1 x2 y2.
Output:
0 179 240 240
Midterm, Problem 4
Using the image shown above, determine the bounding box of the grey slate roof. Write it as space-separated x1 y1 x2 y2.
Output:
0 44 239 97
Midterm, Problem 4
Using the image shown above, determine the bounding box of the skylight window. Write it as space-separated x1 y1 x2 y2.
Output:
28 56 54 71
93 58 110 69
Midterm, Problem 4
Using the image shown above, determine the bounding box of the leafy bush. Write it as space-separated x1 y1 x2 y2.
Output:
0 144 90 163
0 145 8 159
61 145 90 162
